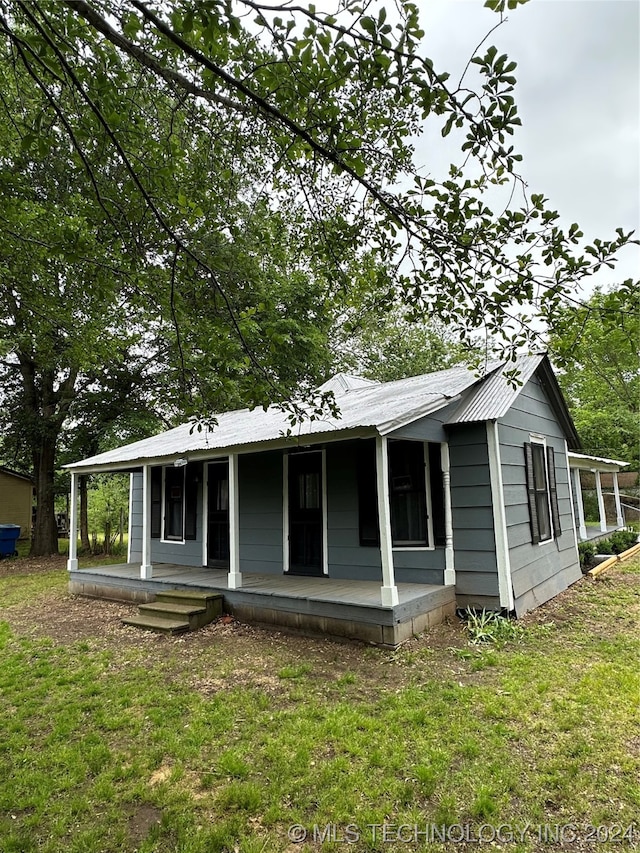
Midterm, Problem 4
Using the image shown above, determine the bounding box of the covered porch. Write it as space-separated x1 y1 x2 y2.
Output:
568 452 629 541
68 562 457 646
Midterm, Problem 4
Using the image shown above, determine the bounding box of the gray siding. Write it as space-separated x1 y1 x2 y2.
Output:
238 451 283 575
386 399 459 443
327 440 445 584
447 423 499 602
128 471 143 563
498 375 581 615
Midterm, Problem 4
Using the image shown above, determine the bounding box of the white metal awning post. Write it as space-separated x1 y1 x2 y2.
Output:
376 435 399 607
141 464 153 579
67 472 78 572
594 469 607 533
228 453 242 589
612 472 624 527
572 468 588 540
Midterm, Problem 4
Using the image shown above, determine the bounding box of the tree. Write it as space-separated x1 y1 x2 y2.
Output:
1 0 634 364
0 0 636 553
0 34 346 554
548 283 640 468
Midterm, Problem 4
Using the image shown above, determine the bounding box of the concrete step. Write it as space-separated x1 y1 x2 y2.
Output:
155 590 223 611
122 590 224 634
140 601 208 631
122 614 190 635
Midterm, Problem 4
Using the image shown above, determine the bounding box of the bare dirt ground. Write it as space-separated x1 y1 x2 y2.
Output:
1 555 637 697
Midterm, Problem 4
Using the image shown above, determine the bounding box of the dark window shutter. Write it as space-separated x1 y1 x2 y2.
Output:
150 467 162 539
546 446 561 538
524 443 540 544
357 440 379 546
185 462 201 541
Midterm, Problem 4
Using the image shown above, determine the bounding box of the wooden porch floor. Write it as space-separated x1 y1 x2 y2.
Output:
69 563 457 646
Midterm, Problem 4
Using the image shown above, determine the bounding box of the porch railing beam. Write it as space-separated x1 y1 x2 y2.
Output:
141 463 153 579
228 453 242 589
376 435 399 607
67 472 78 571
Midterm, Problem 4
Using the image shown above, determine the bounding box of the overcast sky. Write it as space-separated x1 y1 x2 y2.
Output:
417 0 639 288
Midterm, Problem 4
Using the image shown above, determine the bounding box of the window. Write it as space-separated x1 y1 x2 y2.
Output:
357 439 446 548
164 467 185 540
524 441 561 544
388 440 428 546
150 463 200 542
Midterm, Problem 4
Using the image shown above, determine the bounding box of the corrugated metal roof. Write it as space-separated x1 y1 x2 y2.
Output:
568 452 629 471
66 363 501 472
447 354 544 424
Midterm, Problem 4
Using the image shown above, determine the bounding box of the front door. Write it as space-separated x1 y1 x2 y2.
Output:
288 451 323 576
207 461 230 566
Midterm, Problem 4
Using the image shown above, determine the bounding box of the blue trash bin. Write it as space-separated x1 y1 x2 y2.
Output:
0 524 21 558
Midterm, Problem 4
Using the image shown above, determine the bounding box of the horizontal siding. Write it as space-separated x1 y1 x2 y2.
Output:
448 422 498 598
455 571 500 596
129 471 143 562
498 374 580 611
514 563 582 616
239 451 283 572
152 539 202 566
0 472 32 537
387 398 461 443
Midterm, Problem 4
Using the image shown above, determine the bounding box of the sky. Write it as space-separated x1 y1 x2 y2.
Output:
416 0 640 288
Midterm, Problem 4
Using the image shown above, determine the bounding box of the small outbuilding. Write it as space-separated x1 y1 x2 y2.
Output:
0 467 33 539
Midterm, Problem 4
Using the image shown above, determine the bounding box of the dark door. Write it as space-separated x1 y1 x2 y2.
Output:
288 451 323 576
207 462 230 566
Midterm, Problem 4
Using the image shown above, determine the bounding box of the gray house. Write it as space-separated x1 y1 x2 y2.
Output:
66 354 587 644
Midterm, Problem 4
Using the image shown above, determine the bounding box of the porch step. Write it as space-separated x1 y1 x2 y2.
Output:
122 614 190 635
122 591 223 634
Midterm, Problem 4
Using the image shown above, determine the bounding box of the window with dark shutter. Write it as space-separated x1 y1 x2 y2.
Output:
150 467 162 539
524 441 556 544
546 446 561 536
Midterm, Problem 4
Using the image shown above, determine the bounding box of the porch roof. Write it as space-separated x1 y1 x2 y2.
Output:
65 354 570 474
568 451 630 472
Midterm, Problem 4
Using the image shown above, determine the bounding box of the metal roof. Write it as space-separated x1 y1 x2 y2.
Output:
568 452 629 472
66 364 501 473
448 354 544 423
66 355 582 474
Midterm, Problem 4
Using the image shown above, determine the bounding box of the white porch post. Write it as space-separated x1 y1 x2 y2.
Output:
595 469 607 532
67 472 78 571
227 453 242 589
376 435 399 607
140 463 153 579
612 471 624 528
572 467 588 540
440 442 455 586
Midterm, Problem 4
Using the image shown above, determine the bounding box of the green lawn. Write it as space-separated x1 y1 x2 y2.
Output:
0 559 638 852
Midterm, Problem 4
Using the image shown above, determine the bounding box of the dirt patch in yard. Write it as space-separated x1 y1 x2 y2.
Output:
1 557 638 700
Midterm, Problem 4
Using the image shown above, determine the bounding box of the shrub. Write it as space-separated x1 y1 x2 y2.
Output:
578 541 596 571
605 529 639 554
